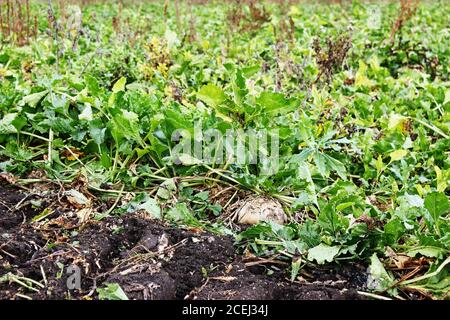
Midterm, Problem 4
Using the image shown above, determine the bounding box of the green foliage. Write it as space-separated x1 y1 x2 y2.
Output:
97 283 129 300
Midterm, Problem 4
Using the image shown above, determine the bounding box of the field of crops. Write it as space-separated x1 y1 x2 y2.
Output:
0 0 449 301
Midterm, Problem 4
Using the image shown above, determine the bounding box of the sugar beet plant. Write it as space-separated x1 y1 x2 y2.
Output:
0 0 449 299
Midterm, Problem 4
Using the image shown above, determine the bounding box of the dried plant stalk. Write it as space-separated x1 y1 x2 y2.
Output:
0 0 38 45
390 0 419 45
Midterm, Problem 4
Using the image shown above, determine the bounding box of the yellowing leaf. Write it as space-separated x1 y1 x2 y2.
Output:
355 61 375 88
434 166 448 192
112 77 127 93
197 84 227 108
62 148 85 161
108 77 127 107
375 155 383 173
388 113 408 131
389 149 407 162
369 55 380 71
288 6 300 16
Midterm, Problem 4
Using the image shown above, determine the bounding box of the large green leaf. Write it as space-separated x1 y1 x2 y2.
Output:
197 84 227 108
307 243 341 264
255 92 296 115
424 192 449 223
111 110 141 144
313 152 346 179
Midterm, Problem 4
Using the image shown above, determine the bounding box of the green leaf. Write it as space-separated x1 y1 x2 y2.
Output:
163 109 193 136
137 197 161 219
241 65 260 77
165 203 202 227
156 179 177 200
174 153 202 165
108 77 127 106
336 202 354 211
97 283 129 300
307 243 341 264
11 115 27 132
197 84 227 108
235 223 273 242
317 200 348 237
165 203 190 222
31 208 53 223
111 110 141 144
384 218 405 244
195 191 209 201
255 92 296 115
85 75 100 96
375 155 383 173
424 192 449 223
322 153 347 179
100 149 111 168
89 120 106 146
297 220 321 248
406 246 446 258
314 152 328 177
231 68 247 106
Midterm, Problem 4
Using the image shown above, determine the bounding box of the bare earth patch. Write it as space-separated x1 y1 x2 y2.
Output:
0 182 367 300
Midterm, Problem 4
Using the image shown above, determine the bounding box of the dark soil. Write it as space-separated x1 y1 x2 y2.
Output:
0 182 367 300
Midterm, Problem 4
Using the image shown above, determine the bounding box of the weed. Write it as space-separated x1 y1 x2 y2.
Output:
227 0 271 34
312 34 352 84
0 0 37 45
390 0 418 46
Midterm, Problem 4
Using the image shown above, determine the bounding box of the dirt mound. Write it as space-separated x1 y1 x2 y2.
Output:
193 262 363 300
0 183 367 300
0 184 39 230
